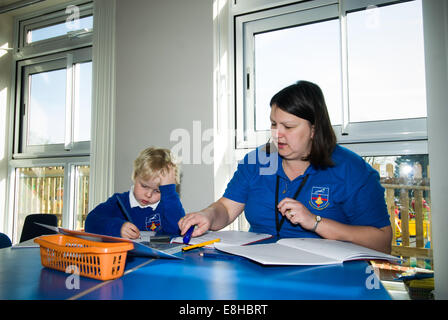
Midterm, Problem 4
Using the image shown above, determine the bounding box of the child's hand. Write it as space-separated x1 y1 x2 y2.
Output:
159 166 177 185
121 222 140 239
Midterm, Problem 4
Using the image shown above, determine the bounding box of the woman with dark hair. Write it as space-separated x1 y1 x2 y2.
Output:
269 80 336 168
179 80 392 253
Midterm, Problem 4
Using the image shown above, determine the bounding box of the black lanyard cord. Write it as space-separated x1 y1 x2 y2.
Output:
275 174 309 237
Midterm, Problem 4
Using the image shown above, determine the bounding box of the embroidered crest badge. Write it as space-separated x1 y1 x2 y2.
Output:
309 187 330 210
145 214 161 231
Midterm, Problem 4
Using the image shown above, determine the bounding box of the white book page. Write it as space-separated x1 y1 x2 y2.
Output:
133 231 155 243
215 242 341 265
171 230 272 247
12 237 40 249
278 238 400 262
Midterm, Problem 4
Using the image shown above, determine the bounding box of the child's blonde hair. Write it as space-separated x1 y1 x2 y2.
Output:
132 147 180 184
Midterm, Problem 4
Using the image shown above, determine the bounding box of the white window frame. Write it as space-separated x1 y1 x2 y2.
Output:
14 46 92 158
5 0 94 241
9 157 89 242
14 1 93 60
234 0 427 155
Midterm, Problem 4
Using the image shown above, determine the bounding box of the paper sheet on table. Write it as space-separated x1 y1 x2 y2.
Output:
11 237 40 249
171 230 272 248
133 231 155 243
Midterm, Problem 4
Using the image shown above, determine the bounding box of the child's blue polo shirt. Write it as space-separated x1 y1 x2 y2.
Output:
85 184 185 237
223 145 390 238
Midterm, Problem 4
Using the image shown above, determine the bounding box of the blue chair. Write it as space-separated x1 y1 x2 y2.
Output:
19 214 58 243
0 232 12 249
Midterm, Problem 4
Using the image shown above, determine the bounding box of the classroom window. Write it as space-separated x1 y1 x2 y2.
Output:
13 163 90 240
16 46 92 155
254 18 342 131
235 0 426 150
14 166 65 240
73 61 92 142
72 165 90 230
365 154 432 270
27 68 67 145
346 1 426 123
27 15 93 44
17 2 93 57
8 1 93 242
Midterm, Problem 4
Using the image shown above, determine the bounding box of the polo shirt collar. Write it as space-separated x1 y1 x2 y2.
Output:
129 186 159 210
276 153 317 181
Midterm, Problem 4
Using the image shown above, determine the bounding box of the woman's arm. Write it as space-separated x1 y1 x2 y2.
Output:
178 197 245 237
313 219 392 253
278 197 392 253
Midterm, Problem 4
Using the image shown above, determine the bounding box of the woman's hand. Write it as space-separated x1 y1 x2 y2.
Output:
277 197 316 231
278 198 392 253
178 197 245 238
121 222 141 239
178 211 212 238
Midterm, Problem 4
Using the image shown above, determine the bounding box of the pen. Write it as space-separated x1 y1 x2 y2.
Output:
116 195 134 223
116 195 141 239
182 238 221 251
183 225 195 244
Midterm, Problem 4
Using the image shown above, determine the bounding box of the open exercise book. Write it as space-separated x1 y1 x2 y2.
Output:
33 223 183 259
214 238 402 266
171 230 272 247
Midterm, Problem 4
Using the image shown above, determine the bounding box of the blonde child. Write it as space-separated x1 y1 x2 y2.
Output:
85 147 185 238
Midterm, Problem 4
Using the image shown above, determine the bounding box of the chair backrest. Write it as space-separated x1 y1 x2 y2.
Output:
0 232 12 249
19 214 58 243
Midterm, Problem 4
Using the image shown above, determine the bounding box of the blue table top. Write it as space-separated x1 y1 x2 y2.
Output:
0 247 150 300
0 246 391 300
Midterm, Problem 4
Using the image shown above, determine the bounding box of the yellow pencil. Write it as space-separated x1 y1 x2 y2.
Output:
182 238 221 251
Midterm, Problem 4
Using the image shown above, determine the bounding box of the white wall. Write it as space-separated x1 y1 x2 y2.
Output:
114 0 214 212
422 0 448 300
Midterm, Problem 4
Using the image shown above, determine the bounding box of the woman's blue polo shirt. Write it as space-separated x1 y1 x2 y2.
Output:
223 144 390 238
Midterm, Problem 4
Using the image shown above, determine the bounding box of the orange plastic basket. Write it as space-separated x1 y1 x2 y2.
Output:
34 234 134 281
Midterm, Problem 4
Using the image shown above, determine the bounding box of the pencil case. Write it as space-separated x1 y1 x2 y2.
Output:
34 234 134 281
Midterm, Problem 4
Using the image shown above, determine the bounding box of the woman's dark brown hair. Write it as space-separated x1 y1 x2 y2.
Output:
269 80 336 169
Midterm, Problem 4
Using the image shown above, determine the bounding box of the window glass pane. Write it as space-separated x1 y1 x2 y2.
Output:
15 167 64 240
347 0 426 122
73 165 89 230
365 154 432 270
27 16 93 43
73 62 92 142
254 19 342 131
28 69 66 145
